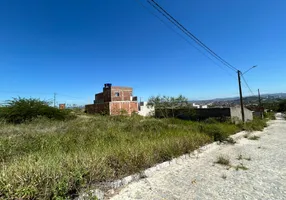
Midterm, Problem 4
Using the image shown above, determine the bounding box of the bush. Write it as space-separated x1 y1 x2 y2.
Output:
243 119 267 132
200 123 239 142
0 97 74 124
278 100 286 112
203 118 219 124
264 111 275 120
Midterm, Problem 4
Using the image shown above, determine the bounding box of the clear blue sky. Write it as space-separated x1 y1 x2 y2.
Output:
0 0 285 105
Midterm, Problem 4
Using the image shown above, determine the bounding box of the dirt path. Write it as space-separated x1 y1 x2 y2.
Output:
110 114 286 200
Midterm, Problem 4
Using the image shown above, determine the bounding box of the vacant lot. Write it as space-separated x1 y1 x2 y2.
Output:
0 115 266 199
111 114 285 200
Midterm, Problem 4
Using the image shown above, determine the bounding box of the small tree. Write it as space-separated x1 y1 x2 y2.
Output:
278 100 286 112
147 95 192 118
0 97 73 124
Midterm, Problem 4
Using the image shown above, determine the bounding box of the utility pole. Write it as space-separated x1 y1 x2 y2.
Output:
53 93 56 107
237 65 257 122
258 89 261 106
237 70 245 123
258 89 263 119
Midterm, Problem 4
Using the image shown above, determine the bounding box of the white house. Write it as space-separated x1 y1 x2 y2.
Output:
138 102 154 116
192 103 208 109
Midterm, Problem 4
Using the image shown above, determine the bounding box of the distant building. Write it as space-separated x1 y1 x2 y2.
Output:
138 102 154 117
59 104 66 110
192 103 208 109
85 83 138 115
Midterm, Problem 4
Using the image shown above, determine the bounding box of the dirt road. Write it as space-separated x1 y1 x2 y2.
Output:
111 114 286 200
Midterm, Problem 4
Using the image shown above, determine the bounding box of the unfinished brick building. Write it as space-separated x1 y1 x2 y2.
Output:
85 83 138 115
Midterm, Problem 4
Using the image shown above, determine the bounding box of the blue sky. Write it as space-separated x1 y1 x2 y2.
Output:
0 0 285 105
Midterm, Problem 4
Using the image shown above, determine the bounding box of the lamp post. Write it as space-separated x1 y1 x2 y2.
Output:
237 65 257 122
242 65 257 75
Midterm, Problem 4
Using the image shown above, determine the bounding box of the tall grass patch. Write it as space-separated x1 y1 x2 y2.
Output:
0 115 266 199
243 118 267 131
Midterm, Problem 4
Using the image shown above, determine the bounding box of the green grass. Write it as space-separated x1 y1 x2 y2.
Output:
0 115 267 199
235 163 248 171
248 135 260 140
242 118 267 132
215 155 230 166
264 112 276 120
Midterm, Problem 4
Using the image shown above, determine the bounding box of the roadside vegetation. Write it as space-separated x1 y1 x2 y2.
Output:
248 135 260 140
0 97 74 124
262 99 286 120
264 111 276 120
0 97 271 199
215 155 230 166
235 163 248 171
263 99 286 114
242 118 267 132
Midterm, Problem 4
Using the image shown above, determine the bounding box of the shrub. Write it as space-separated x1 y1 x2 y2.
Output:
204 117 230 123
204 118 218 124
264 112 275 120
200 123 238 142
278 100 286 112
0 97 74 124
243 119 267 132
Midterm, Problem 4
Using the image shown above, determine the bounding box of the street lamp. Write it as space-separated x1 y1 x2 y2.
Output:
242 65 257 75
237 65 257 122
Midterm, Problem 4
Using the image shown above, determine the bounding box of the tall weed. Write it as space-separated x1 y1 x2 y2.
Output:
0 115 267 199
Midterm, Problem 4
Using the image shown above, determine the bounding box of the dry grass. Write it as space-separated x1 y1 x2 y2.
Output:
248 135 260 140
215 155 231 166
235 163 249 171
0 115 266 199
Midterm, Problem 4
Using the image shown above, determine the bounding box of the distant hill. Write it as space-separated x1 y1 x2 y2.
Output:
260 93 286 98
190 93 286 105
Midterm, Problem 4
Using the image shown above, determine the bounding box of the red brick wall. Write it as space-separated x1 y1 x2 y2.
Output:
110 101 138 115
86 102 138 115
110 102 121 115
111 88 133 102
129 102 138 114
86 85 138 116
85 103 110 115
94 86 134 103
59 104 66 110
95 92 104 103
103 88 112 102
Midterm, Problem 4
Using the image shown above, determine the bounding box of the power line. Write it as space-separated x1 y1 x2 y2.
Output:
135 0 236 79
241 74 255 96
148 0 237 72
147 0 238 72
139 0 255 122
